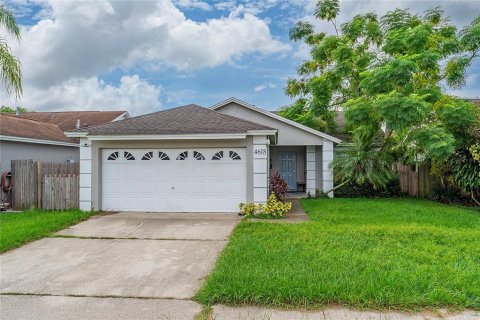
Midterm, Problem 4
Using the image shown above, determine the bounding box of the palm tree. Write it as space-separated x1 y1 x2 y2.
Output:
0 4 22 98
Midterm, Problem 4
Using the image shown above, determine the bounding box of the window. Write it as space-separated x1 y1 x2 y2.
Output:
229 151 241 160
176 151 188 160
142 151 153 160
159 151 170 160
107 151 119 160
212 151 223 160
193 151 205 160
124 151 135 160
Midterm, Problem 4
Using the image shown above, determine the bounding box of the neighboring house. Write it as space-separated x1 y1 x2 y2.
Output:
0 114 79 173
0 111 130 203
13 111 130 131
66 98 340 213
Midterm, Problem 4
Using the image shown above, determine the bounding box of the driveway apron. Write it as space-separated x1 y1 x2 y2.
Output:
0 212 241 320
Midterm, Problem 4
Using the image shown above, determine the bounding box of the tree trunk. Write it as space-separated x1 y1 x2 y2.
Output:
324 180 350 195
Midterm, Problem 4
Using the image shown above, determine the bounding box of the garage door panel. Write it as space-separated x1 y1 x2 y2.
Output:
102 148 247 212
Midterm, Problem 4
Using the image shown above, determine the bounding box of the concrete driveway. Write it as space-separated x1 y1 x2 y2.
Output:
0 212 241 320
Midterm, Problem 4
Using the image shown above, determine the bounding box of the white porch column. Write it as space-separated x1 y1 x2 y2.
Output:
253 135 269 204
79 138 92 211
322 140 334 197
306 145 316 196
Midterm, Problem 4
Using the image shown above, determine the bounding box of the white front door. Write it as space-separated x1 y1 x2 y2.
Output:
101 148 246 212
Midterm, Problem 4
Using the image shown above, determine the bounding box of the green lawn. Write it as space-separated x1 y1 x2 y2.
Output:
0 209 97 253
196 198 480 310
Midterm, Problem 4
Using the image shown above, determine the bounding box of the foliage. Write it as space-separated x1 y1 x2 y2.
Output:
197 198 480 309
282 0 480 190
449 146 480 204
263 193 292 217
0 209 97 253
269 171 288 201
239 202 263 216
428 181 466 205
330 136 396 190
239 193 292 218
0 5 22 98
0 105 27 112
335 178 401 198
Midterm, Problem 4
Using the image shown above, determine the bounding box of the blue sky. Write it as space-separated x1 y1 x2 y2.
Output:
2 0 479 115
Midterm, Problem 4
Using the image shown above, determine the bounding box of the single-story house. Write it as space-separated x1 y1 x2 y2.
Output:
66 98 341 212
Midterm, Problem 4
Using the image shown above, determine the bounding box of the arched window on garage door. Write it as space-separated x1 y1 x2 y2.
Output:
176 151 188 160
107 151 119 160
142 152 153 160
124 151 135 160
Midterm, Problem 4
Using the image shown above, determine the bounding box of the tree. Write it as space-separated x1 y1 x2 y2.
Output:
283 0 480 191
0 105 26 112
0 4 22 98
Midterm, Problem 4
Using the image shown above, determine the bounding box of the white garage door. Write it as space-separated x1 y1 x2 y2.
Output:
101 148 246 212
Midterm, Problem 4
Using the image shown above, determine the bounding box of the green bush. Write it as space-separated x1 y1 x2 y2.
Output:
335 178 401 198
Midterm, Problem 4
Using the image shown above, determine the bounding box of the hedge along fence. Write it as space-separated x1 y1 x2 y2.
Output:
11 160 79 210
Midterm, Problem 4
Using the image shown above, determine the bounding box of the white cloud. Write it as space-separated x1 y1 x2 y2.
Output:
254 82 276 92
2 75 162 115
9 0 289 88
1 0 290 113
173 0 212 11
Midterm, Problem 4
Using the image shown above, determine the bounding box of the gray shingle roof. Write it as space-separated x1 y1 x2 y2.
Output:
74 104 275 136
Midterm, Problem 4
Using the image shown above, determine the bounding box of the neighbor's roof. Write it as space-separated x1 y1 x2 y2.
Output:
0 114 76 144
8 110 128 131
71 104 275 136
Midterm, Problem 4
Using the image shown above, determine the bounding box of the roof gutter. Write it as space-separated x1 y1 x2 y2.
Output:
65 131 88 138
81 133 249 141
0 135 79 147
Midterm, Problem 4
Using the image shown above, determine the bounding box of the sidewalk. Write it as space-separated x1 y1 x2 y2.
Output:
211 305 479 320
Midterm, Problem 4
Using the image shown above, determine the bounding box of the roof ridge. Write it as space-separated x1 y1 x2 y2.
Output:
21 110 126 114
67 104 202 132
0 114 63 129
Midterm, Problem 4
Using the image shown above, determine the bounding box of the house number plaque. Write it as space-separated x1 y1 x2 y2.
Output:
253 146 267 158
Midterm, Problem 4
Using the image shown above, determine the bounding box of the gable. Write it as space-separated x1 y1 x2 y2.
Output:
213 102 330 146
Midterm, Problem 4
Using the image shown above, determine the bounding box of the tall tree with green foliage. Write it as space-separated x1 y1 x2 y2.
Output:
0 4 22 98
283 0 480 194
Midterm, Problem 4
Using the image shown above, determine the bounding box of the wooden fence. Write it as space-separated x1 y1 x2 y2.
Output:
11 160 79 210
43 175 79 210
397 164 436 197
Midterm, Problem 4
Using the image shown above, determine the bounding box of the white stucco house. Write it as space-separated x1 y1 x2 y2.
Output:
66 98 340 212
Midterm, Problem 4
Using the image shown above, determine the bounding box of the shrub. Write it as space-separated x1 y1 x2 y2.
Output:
239 194 292 218
449 147 480 205
269 172 288 201
335 178 401 198
239 203 262 215
263 193 292 217
429 182 470 204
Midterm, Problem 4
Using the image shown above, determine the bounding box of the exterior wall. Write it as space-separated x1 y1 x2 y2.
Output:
252 135 269 203
270 146 306 186
322 141 334 197
0 140 79 174
315 146 323 194
216 102 325 146
306 146 316 195
79 138 92 211
0 140 79 204
88 138 253 211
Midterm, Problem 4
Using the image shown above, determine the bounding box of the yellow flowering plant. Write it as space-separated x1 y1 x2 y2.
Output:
239 193 292 218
